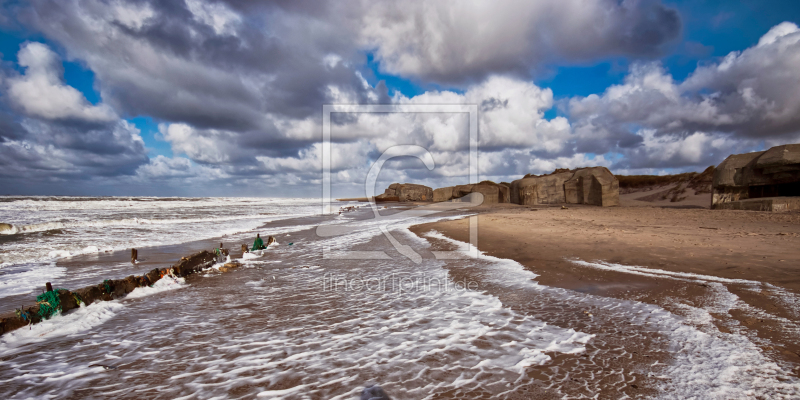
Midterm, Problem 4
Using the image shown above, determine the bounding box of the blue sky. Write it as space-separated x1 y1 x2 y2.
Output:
1 0 800 196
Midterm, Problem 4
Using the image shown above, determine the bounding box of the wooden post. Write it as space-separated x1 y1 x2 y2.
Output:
241 244 247 254
131 248 137 264
220 242 224 249
46 282 53 292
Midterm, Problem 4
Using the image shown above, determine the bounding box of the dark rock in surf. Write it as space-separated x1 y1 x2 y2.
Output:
56 289 79 313
361 385 391 400
145 268 161 284
74 286 103 306
172 250 216 277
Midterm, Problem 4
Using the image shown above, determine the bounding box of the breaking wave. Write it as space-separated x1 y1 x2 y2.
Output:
0 215 271 236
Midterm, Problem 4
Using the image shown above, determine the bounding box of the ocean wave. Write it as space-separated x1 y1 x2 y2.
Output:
0 214 272 235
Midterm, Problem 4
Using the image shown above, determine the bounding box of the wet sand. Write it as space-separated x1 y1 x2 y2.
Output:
410 204 800 376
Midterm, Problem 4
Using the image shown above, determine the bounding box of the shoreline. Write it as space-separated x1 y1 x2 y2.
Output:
409 204 800 376
2 199 799 397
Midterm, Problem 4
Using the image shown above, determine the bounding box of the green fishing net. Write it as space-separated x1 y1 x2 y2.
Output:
36 289 65 320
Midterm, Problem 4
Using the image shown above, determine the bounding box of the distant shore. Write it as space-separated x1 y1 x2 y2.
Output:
410 204 800 374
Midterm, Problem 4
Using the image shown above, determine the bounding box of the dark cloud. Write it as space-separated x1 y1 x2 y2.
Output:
0 40 148 186
0 119 148 180
0 109 25 142
4 1 799 196
362 0 681 84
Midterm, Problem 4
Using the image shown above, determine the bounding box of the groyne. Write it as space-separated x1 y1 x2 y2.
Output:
0 248 225 336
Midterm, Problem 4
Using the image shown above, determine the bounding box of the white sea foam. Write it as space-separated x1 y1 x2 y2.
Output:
0 262 66 298
256 385 310 397
5 201 796 398
0 197 322 268
125 276 186 299
417 230 800 398
567 259 800 398
571 259 771 286
242 251 262 259
48 250 72 258
572 259 800 335
0 301 124 353
424 229 541 289
0 197 330 300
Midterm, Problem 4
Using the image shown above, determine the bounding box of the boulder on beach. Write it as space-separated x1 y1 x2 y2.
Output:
376 183 433 202
361 385 391 400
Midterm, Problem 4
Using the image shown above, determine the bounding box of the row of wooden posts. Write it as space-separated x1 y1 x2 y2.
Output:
130 242 234 265
52 240 241 308
3 240 262 336
37 242 234 303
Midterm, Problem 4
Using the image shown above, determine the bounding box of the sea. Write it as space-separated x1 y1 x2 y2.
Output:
0 196 798 399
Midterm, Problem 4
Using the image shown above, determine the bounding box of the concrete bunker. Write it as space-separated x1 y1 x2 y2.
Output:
510 167 619 207
712 144 800 211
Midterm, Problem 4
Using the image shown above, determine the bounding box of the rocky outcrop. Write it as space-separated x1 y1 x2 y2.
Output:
511 167 619 207
712 144 800 210
376 183 433 202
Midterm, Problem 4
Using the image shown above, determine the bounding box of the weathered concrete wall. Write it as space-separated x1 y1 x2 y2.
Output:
511 171 574 206
564 168 619 206
470 184 501 204
433 186 454 202
376 183 433 202
511 167 619 207
712 144 800 209
433 182 510 204
714 197 800 212
498 184 510 203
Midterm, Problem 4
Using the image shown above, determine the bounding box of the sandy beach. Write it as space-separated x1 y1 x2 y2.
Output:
410 204 800 376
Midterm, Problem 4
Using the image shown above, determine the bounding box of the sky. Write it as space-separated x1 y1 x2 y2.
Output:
1 0 800 197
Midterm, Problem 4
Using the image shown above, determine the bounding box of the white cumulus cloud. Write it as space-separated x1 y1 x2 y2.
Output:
7 42 117 122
